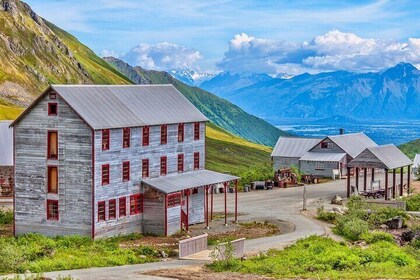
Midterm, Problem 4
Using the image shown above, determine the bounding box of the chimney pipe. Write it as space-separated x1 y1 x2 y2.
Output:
339 128 344 135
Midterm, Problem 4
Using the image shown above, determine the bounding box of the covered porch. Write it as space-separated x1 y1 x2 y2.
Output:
142 170 239 236
346 144 413 200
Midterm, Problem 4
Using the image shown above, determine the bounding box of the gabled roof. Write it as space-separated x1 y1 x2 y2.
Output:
348 144 413 170
271 137 322 157
300 152 346 162
11 85 208 129
142 170 239 194
324 132 377 158
414 154 420 168
0 120 13 166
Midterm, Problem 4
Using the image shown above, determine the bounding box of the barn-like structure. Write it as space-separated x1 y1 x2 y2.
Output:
11 85 239 238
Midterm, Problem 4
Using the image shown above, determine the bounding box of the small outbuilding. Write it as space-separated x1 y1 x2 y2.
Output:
413 154 420 175
0 120 13 197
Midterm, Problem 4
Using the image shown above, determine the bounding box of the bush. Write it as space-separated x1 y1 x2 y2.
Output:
316 205 337 224
403 194 420 211
239 163 273 186
335 217 369 241
367 206 407 228
0 207 13 224
360 231 395 244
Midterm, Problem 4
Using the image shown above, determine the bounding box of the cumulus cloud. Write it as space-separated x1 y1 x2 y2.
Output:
218 30 420 74
121 42 202 71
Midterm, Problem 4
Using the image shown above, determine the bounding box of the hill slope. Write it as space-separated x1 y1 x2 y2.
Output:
104 57 286 146
399 138 420 160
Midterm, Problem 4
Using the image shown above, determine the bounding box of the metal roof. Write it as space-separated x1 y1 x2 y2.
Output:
142 170 239 194
271 137 322 157
414 154 420 168
348 144 413 170
0 120 13 166
300 152 346 162
326 132 377 158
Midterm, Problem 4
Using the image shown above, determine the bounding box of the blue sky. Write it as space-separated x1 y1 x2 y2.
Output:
25 0 420 74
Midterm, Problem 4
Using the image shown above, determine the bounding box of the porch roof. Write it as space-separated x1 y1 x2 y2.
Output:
142 170 239 194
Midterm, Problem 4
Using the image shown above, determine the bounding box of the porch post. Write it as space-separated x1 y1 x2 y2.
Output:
363 168 367 191
355 167 359 191
371 168 375 181
234 179 238 223
346 167 351 197
186 190 190 231
385 169 389 200
392 169 396 198
400 167 404 196
205 186 209 229
210 185 214 221
224 182 228 226
407 165 411 194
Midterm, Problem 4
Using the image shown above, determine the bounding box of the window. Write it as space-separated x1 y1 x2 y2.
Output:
48 103 57 116
178 123 184 142
102 129 110 150
98 201 106 221
321 141 332 149
102 164 110 185
123 128 130 148
47 131 58 159
177 154 184 173
194 152 200 170
194 122 200 140
109 199 116 220
130 194 143 215
192 187 199 195
142 126 149 146
167 193 181 207
47 166 58 193
161 124 167 145
142 159 149 178
122 161 130 182
47 200 59 220
315 162 325 170
160 156 167 176
49 92 57 99
119 197 126 217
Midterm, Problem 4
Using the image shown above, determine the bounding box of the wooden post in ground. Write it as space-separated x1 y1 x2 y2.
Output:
400 167 404 196
347 167 351 197
355 167 359 191
205 186 209 229
407 165 411 194
385 169 389 200
186 189 190 231
363 168 367 191
224 182 228 226
372 168 375 182
303 186 307 210
234 180 238 223
392 169 396 198
211 185 214 221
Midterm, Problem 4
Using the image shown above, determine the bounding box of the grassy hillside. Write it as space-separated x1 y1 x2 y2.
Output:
0 101 23 120
399 138 420 159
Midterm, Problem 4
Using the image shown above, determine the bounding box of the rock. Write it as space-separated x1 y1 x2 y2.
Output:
331 195 343 205
384 216 403 229
159 250 168 258
332 207 344 214
140 255 147 259
241 256 247 261
401 231 415 242
379 224 389 230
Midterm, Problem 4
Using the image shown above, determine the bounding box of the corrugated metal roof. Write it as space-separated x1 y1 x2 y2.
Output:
0 120 13 166
271 137 322 157
300 152 346 162
142 170 239 194
51 85 208 129
327 132 377 158
414 154 420 168
349 144 413 170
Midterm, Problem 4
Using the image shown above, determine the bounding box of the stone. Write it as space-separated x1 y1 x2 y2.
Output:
332 207 344 214
160 250 168 258
379 224 389 230
384 216 403 229
401 231 415 242
331 195 343 205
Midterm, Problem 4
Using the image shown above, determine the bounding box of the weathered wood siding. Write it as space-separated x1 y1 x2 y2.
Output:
300 159 345 178
181 188 205 225
348 149 387 169
272 156 300 170
310 138 345 154
14 91 92 236
167 204 181 235
142 185 165 235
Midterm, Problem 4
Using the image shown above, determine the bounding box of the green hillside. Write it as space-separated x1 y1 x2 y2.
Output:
399 138 420 160
104 57 287 146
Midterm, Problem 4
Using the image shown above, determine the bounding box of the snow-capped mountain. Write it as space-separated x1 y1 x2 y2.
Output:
169 69 215 86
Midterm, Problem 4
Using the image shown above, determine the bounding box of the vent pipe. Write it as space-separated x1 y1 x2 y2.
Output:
339 128 344 135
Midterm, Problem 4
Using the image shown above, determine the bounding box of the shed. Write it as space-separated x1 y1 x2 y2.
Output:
0 120 13 197
413 154 420 175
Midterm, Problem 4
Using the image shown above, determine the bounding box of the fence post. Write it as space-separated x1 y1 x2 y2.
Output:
303 186 307 210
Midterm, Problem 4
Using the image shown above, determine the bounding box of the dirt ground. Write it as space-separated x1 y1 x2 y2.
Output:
0 224 12 237
411 180 420 194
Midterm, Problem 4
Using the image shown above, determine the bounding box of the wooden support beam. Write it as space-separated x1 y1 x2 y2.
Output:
407 165 411 194
346 167 351 197
363 168 367 191
205 186 209 229
210 185 214 221
234 180 238 223
400 167 404 196
371 168 375 181
355 168 359 191
224 182 228 226
385 169 389 200
392 169 396 198
186 190 190 231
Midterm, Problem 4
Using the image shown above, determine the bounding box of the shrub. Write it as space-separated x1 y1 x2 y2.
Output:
0 207 13 224
335 216 369 241
360 231 395 244
403 194 420 211
239 163 273 186
316 205 337 224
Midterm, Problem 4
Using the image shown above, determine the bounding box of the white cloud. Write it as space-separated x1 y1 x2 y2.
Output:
121 42 202 71
218 30 420 74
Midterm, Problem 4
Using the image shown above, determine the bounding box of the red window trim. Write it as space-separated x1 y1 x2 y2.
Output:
49 92 57 99
119 197 126 217
48 103 58 116
194 152 200 170
123 128 130 148
161 124 168 145
178 123 184 142
46 199 59 221
98 201 106 221
160 156 167 176
178 154 184 173
142 126 150 146
122 161 130 182
194 122 200 140
102 164 110 186
47 165 58 194
142 159 149 178
102 129 110 151
109 199 116 220
167 192 181 208
130 194 143 215
47 130 58 160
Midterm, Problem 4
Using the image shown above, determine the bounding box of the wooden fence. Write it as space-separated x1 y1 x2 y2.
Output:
216 238 246 259
178 233 208 258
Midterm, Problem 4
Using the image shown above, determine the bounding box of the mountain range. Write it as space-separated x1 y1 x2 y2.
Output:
199 63 420 122
169 69 214 87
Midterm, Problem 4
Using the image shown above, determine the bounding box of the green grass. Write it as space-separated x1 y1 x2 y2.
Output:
0 233 158 274
403 194 420 211
399 138 420 160
0 99 23 120
0 208 13 225
208 235 420 279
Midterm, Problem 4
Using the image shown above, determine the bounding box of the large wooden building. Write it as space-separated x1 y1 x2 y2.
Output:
11 85 238 238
